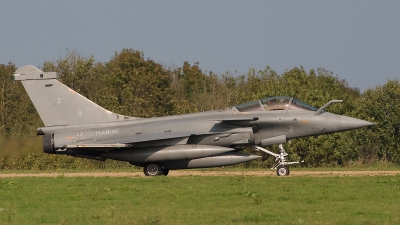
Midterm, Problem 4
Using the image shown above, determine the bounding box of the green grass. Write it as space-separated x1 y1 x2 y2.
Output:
1 174 400 225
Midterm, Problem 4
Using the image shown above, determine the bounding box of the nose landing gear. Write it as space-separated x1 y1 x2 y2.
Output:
254 144 303 176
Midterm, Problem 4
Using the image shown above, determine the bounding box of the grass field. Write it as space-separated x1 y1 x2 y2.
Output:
1 171 400 225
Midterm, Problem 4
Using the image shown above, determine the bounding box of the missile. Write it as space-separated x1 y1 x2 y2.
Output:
159 152 262 169
101 145 236 163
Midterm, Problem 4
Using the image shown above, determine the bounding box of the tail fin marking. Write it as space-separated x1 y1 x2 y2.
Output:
14 65 131 127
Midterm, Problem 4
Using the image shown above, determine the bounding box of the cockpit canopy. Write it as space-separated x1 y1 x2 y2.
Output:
235 96 318 112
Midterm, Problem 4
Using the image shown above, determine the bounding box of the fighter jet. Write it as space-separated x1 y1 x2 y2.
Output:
14 65 374 176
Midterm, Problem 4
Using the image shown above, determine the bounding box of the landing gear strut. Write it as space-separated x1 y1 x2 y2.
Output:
254 144 303 176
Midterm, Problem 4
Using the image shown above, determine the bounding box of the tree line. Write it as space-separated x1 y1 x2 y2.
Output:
1 48 399 169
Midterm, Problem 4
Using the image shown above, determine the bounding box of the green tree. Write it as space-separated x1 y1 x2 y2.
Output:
104 48 175 117
0 63 42 136
1 49 395 168
353 80 400 163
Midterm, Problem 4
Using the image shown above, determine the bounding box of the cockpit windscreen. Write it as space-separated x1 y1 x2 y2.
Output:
235 96 318 112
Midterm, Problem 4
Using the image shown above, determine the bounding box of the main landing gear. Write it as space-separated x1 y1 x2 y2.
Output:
143 163 169 176
254 144 303 176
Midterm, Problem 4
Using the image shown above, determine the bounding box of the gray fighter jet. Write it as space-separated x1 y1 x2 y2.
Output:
14 65 374 176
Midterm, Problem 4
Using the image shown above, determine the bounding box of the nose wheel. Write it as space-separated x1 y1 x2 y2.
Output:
254 144 303 176
276 165 290 176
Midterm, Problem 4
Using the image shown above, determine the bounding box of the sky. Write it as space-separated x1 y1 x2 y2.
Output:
1 1 399 92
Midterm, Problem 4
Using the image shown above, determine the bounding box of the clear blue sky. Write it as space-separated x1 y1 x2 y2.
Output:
1 1 399 92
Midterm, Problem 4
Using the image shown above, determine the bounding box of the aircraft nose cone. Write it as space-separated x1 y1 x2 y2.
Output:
339 116 375 130
323 113 374 133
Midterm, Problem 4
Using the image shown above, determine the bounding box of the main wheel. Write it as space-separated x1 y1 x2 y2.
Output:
144 163 162 176
276 165 290 176
162 169 169 176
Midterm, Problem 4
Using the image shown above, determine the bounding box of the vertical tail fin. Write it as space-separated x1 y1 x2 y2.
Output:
14 65 133 127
